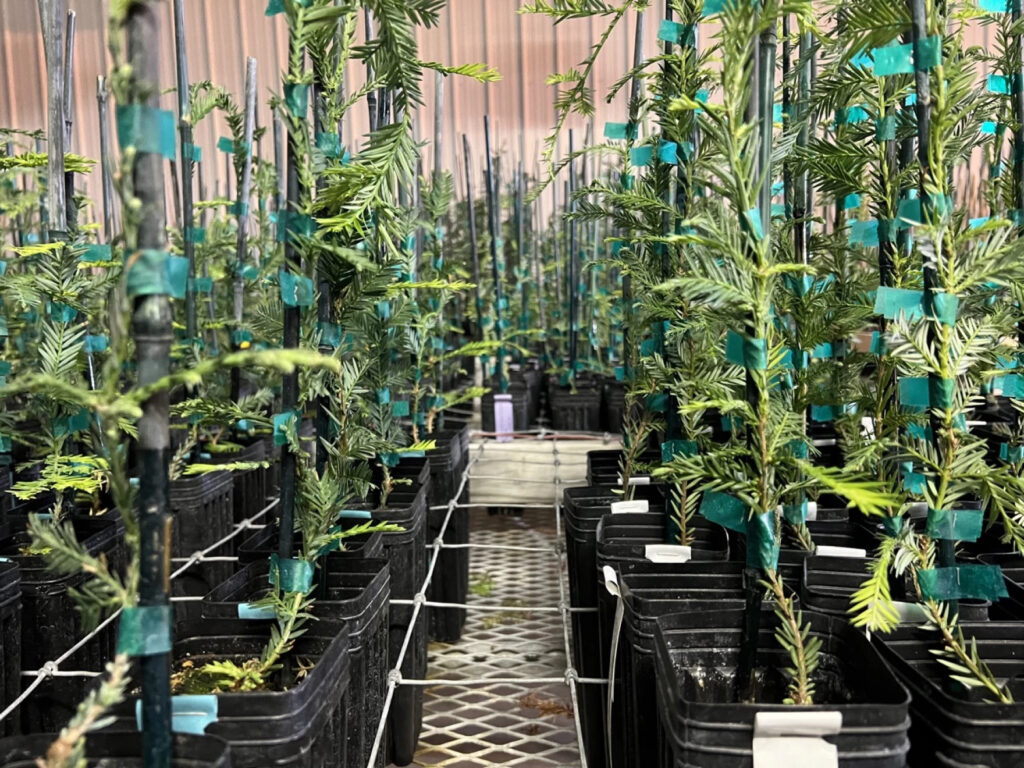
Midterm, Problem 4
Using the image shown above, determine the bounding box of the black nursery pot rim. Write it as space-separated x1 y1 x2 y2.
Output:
0 732 232 767
654 608 911 713
202 558 389 648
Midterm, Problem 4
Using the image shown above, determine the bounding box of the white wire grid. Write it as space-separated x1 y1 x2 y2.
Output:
380 430 614 768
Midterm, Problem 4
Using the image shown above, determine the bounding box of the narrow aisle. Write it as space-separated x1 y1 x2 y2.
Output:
397 435 614 767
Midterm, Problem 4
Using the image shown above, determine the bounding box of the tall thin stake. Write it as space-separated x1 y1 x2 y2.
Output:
125 1 172 763
463 135 484 344
96 76 115 243
38 0 67 238
173 0 197 343
567 130 579 383
484 116 507 393
230 56 258 404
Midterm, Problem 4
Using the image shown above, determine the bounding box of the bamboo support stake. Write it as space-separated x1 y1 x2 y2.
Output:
38 0 67 238
463 135 484 347
172 0 197 343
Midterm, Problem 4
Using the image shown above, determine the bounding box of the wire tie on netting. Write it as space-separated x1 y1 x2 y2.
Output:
413 592 427 607
387 669 403 687
41 661 58 679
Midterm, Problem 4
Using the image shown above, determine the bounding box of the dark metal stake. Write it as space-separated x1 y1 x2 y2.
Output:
484 116 507 393
125 2 172 764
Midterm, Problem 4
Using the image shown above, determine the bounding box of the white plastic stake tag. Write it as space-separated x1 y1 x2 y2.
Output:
611 500 649 514
805 501 818 522
645 544 692 563
892 601 929 625
602 565 625 766
752 711 841 768
860 416 876 440
815 545 867 559
493 394 514 443
616 475 651 486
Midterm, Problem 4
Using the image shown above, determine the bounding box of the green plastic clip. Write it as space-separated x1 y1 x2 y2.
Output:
725 330 767 370
657 19 695 46
278 270 314 308
183 226 206 244
699 491 747 533
189 277 213 293
918 565 1008 601
315 132 343 158
604 122 639 140
317 322 342 348
874 286 925 322
268 554 314 593
117 605 172 656
182 142 202 163
746 510 780 570
392 400 410 417
272 411 298 446
80 244 113 263
116 105 176 159
284 82 309 118
217 136 250 155
926 507 983 542
85 334 109 353
661 440 698 462
238 603 276 620
125 250 189 299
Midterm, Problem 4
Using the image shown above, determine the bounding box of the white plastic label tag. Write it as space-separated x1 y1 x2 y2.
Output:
805 501 818 522
611 500 649 514
812 438 837 447
892 601 929 625
752 711 841 768
644 544 692 563
493 394 514 443
602 565 620 597
815 545 867 559
616 475 651 486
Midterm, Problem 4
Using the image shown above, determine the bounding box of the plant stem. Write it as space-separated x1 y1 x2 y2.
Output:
766 569 813 705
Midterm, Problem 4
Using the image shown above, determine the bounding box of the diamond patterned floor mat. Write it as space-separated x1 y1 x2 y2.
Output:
403 507 583 767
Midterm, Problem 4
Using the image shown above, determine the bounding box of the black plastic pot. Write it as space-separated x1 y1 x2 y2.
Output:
585 449 661 488
374 484 428 766
617 564 752 768
0 468 11 514
235 525 384 565
595 514 730 768
978 552 1024 617
112 619 351 768
549 385 602 432
425 430 470 642
170 471 235 620
601 379 626 434
480 385 531 433
876 611 1024 767
0 733 232 766
656 609 911 767
562 486 622 768
206 437 271 525
203 557 390 768
3 511 123 733
0 562 19 738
